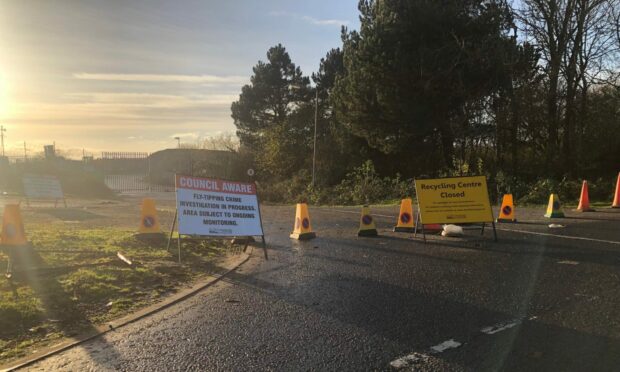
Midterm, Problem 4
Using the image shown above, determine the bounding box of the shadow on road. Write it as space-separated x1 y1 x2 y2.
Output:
222 246 620 371
328 235 466 264
422 233 620 268
564 215 620 222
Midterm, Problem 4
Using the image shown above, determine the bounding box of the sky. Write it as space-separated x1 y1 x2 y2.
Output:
0 0 359 156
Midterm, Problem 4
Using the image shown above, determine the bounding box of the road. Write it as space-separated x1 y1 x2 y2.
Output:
23 205 620 371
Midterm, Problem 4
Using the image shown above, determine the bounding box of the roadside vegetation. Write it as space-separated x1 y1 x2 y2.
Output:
258 160 617 206
233 0 620 205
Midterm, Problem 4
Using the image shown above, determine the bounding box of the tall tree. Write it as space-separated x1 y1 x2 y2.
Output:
332 0 520 175
519 0 618 174
231 44 312 178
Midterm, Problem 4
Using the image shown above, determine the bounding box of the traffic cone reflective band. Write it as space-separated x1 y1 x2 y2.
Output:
394 198 415 232
544 194 565 218
138 198 162 234
496 194 517 223
575 181 595 212
290 203 316 240
613 172 620 208
1 204 28 246
358 205 378 237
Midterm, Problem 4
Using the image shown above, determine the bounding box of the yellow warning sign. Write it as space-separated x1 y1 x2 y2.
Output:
414 176 494 224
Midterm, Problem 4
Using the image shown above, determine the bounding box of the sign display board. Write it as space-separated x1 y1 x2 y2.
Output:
175 175 264 237
22 174 64 200
414 176 494 224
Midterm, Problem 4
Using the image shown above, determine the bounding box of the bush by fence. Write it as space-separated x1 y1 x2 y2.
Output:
257 161 616 206
0 158 114 198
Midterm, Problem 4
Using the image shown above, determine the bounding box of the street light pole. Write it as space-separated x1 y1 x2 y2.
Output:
312 88 318 187
174 137 181 149
289 84 319 187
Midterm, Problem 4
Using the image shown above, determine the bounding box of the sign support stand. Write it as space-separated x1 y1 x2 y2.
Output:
177 233 182 263
167 209 178 252
413 212 427 243
52 197 67 208
481 222 498 242
254 186 269 260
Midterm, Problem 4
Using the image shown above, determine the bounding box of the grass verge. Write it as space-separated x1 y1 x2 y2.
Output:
0 225 230 363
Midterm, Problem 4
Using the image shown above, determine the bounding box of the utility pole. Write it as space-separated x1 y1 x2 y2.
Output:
174 136 181 149
0 125 5 156
289 83 319 187
312 88 318 187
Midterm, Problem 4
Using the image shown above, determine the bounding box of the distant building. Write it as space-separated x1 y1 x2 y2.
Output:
148 148 247 185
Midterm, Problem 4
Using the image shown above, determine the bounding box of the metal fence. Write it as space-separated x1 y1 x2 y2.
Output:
99 152 166 193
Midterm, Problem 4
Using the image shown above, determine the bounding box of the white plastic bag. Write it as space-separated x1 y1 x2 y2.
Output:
441 224 464 237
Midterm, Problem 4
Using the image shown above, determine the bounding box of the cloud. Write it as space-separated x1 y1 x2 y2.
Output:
73 73 247 85
64 92 238 108
6 93 237 123
301 16 349 26
268 11 349 26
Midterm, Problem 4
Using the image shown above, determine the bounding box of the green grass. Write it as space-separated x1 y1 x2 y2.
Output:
0 225 228 364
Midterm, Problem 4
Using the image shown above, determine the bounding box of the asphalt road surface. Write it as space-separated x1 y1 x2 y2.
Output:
24 205 620 371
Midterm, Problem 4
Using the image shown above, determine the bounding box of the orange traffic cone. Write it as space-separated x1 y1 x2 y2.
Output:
137 198 164 238
613 172 620 208
290 203 316 240
575 181 595 212
496 194 517 223
358 205 378 237
1 204 28 246
394 198 415 232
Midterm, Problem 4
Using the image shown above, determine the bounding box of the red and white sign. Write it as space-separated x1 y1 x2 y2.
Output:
175 175 263 237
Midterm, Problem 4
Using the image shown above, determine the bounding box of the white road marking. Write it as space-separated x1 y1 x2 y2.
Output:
496 227 620 246
390 316 541 369
390 340 461 370
557 260 579 265
389 352 430 369
481 320 520 334
430 339 462 353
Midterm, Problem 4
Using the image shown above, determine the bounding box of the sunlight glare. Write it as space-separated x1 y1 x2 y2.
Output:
0 70 9 119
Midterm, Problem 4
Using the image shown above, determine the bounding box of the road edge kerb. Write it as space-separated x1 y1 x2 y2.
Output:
1 252 253 372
